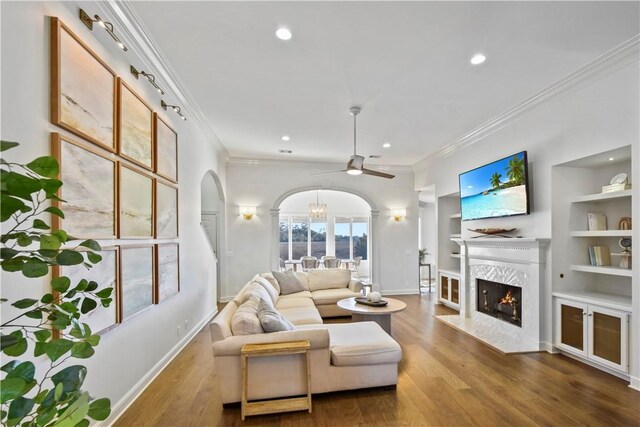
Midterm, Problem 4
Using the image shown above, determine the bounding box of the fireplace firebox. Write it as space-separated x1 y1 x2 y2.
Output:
476 279 522 327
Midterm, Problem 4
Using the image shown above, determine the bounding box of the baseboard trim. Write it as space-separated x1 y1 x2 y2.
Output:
98 307 219 426
380 289 420 296
629 375 640 391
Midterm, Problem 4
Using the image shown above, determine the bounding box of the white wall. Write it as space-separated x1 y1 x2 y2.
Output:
419 202 436 267
0 1 225 420
224 160 419 298
413 61 639 381
280 190 371 216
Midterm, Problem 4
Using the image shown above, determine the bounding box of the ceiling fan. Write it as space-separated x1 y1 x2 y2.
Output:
313 106 395 179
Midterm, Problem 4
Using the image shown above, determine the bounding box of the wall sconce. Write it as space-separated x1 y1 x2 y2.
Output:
161 100 186 121
391 208 406 222
79 9 128 52
239 206 256 221
131 65 164 95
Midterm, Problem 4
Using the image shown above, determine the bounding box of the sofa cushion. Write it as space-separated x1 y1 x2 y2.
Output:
311 288 363 305
272 270 306 295
260 273 281 294
294 272 310 291
280 307 323 325
231 294 264 336
252 275 279 304
276 297 316 310
300 322 402 366
257 299 294 332
278 290 313 300
307 269 351 291
231 280 258 306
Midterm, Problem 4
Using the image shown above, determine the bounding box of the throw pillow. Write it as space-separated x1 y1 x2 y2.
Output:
272 270 305 295
260 273 281 294
252 275 279 303
257 298 294 332
231 295 263 335
232 282 262 306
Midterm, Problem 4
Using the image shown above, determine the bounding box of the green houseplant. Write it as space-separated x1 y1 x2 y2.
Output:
418 248 428 264
1 141 112 426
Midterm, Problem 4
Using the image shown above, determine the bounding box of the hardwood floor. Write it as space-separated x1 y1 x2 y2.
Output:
115 293 640 426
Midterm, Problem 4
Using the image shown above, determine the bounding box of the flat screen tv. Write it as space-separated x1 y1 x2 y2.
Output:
459 151 530 221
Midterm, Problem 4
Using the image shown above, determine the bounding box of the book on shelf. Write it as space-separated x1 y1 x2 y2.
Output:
588 246 611 266
587 213 607 231
601 183 631 193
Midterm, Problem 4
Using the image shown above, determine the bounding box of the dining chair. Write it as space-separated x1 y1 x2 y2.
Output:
279 258 287 271
300 256 319 271
350 256 362 278
324 258 341 269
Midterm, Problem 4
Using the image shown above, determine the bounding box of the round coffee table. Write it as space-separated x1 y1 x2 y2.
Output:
337 297 407 335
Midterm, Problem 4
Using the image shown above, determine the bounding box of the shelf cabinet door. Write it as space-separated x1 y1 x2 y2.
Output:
440 274 449 301
450 277 459 304
555 299 588 358
587 306 628 372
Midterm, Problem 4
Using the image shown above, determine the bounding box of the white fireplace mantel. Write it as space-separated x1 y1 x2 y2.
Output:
437 237 550 354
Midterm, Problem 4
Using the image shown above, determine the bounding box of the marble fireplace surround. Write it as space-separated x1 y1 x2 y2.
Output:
437 238 550 354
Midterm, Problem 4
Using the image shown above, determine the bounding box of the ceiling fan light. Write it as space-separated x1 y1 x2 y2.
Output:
347 169 363 175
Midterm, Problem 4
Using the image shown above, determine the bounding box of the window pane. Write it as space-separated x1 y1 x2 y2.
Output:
291 219 308 259
335 222 350 259
352 221 368 260
279 220 289 260
310 221 326 258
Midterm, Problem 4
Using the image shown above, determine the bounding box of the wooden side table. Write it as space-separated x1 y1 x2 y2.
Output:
240 340 312 420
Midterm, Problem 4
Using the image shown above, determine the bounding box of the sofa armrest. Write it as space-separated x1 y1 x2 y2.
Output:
348 280 363 293
213 328 330 357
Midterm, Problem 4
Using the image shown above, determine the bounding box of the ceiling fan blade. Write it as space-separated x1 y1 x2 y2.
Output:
311 170 348 176
361 167 395 179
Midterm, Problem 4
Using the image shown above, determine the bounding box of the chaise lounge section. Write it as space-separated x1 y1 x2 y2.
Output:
210 269 403 404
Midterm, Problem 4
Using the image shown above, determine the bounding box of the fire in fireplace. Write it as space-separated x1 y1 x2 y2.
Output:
476 279 522 327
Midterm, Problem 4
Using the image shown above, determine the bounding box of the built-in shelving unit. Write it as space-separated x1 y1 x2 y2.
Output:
551 145 633 379
437 193 461 311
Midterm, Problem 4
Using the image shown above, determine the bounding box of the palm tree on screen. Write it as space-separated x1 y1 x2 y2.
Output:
490 172 502 189
506 156 525 186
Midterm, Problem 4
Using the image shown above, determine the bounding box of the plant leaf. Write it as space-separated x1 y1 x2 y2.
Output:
80 298 97 314
44 339 73 362
2 337 27 357
34 329 51 342
0 195 26 222
0 248 18 260
3 171 42 201
78 240 101 251
86 252 102 264
39 234 61 250
5 362 35 382
85 281 98 292
1 258 25 272
87 398 111 421
12 298 37 309
86 335 100 346
0 361 19 374
51 276 71 293
52 230 68 243
7 396 34 422
41 293 54 304
57 250 84 266
51 365 87 394
32 219 50 230
0 378 26 404
44 206 65 218
0 140 19 152
39 178 62 195
54 391 89 427
94 288 113 299
71 342 94 359
16 233 32 247
22 259 48 278
26 156 59 178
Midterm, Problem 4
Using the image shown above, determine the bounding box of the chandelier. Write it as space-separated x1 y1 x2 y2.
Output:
309 191 327 219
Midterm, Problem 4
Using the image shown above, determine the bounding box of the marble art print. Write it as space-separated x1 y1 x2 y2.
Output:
156 182 178 238
120 246 154 319
57 136 115 238
54 20 115 150
120 166 153 237
156 244 179 302
155 116 178 182
120 82 153 169
58 248 118 334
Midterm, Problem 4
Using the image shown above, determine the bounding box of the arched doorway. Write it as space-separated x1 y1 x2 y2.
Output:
200 171 225 302
272 187 378 281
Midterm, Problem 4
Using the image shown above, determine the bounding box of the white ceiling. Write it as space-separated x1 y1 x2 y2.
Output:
131 1 639 166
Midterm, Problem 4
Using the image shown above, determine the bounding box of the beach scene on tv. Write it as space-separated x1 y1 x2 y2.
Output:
459 152 528 221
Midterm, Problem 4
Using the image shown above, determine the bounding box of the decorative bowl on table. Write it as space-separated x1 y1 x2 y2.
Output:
354 297 388 307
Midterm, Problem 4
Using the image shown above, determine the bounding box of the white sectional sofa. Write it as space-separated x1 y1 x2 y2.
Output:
210 269 403 404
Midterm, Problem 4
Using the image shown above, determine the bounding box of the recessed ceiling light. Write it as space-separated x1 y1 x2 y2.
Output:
275 28 292 41
281 135 290 141
382 142 391 148
279 149 292 154
608 157 615 161
470 54 486 65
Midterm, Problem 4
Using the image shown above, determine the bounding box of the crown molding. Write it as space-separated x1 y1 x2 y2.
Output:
94 1 229 158
226 157 414 173
414 34 640 167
